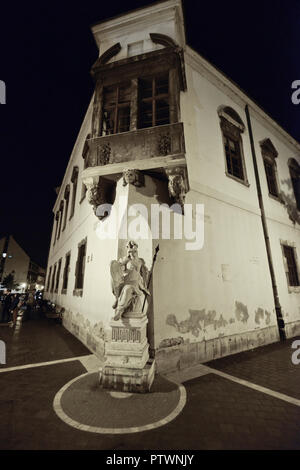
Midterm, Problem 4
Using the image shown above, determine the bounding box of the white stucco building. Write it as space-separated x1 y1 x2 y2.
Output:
45 0 300 373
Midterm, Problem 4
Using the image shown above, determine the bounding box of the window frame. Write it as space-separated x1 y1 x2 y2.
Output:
55 258 62 293
280 240 300 293
62 251 71 294
101 82 131 136
138 73 170 129
73 238 87 297
218 108 249 187
288 159 300 211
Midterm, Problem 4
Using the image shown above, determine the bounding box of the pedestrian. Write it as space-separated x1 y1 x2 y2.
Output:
1 289 13 323
10 293 20 327
26 291 35 320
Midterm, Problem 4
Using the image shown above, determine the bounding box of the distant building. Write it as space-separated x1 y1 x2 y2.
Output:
45 0 300 373
0 235 45 292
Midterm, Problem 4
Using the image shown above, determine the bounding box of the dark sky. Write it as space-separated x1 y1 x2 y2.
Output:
0 0 299 267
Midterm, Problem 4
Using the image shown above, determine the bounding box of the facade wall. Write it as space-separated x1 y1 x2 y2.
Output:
45 0 300 373
1 236 30 286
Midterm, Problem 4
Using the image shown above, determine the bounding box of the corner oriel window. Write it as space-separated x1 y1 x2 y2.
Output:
102 83 131 135
218 106 247 184
139 74 170 128
282 244 300 287
74 239 87 293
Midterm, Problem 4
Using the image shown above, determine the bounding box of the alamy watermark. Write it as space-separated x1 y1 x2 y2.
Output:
0 340 6 364
291 80 300 105
291 340 300 365
95 199 204 251
0 80 6 104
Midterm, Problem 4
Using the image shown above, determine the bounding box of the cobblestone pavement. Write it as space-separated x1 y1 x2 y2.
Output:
0 317 299 450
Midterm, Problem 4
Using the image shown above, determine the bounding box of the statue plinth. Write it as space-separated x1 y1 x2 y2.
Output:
99 314 155 393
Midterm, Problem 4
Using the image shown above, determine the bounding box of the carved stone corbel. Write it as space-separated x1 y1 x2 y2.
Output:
122 169 144 187
84 176 106 219
165 166 189 210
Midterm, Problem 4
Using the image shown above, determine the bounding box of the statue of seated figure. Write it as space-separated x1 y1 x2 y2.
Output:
110 241 150 321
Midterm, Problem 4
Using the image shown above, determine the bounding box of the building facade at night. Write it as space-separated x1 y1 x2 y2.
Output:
44 0 300 374
0 235 45 292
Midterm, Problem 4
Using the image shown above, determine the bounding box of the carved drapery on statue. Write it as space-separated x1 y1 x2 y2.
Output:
110 241 150 320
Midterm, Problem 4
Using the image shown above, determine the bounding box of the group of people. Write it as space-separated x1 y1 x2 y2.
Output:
0 289 35 327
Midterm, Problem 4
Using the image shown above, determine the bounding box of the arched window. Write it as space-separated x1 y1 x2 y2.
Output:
218 106 248 185
260 138 280 199
288 158 300 211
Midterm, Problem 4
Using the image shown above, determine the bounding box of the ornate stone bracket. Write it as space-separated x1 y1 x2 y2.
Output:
84 176 106 219
165 166 189 210
122 169 144 187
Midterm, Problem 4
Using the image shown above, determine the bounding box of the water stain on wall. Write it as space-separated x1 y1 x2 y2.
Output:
235 301 249 323
166 309 228 337
255 308 271 325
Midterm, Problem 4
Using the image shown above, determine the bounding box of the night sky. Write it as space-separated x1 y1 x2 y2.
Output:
0 0 299 268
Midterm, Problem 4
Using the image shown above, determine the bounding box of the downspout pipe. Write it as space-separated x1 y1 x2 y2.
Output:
245 105 286 341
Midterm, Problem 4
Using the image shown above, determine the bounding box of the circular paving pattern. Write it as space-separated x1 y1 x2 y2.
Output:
53 372 186 434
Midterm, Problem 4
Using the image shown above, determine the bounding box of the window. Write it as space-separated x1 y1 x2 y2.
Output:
288 159 300 211
74 239 87 294
62 185 70 231
282 244 300 287
260 139 279 198
102 83 131 135
53 212 59 246
62 252 71 293
139 74 170 128
51 264 57 293
69 166 79 219
218 106 248 184
46 266 52 292
55 259 62 293
57 201 64 240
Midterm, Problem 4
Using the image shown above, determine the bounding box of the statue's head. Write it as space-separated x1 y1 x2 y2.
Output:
126 240 138 256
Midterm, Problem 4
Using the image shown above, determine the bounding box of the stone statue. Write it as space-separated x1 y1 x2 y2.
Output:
110 241 150 321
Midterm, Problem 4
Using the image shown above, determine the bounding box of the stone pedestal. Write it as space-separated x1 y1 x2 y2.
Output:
99 313 155 393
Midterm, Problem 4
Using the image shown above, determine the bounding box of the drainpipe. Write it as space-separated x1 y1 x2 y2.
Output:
245 105 286 341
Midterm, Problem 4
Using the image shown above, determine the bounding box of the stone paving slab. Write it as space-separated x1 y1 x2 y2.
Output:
207 336 300 400
0 360 300 450
0 318 91 368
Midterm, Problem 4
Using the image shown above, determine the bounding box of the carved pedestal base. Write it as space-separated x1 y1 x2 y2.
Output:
99 314 155 393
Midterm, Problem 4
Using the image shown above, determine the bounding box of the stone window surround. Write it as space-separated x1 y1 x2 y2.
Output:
260 139 282 203
69 166 79 221
61 250 71 295
55 258 62 293
73 237 87 297
218 109 249 188
280 239 300 294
